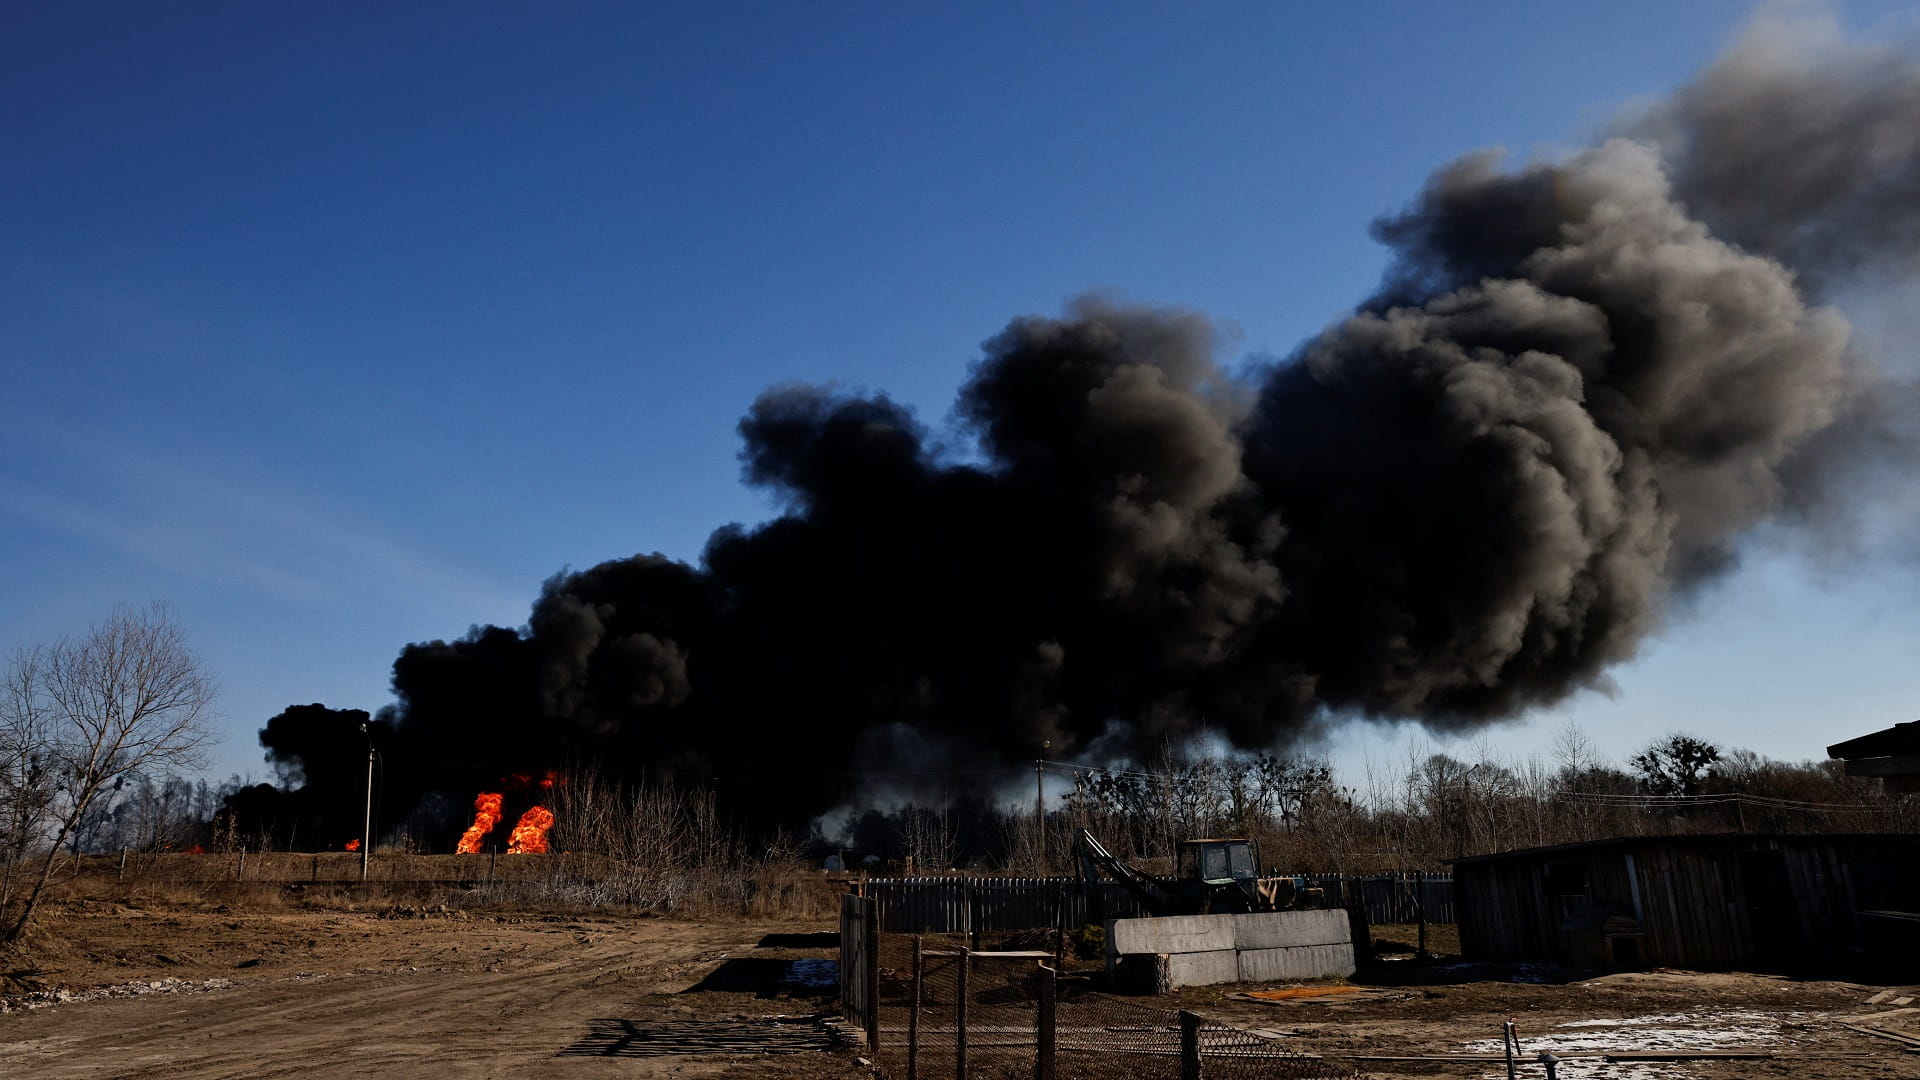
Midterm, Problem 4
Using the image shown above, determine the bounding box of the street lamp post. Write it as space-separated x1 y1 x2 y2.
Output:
359 722 374 883
1035 740 1049 870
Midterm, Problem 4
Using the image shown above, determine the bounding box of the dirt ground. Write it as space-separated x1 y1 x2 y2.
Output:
2 902 1915 1079
1196 965 1920 1079
0 898 865 1078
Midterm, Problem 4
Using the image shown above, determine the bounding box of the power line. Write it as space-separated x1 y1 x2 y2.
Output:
1557 790 1895 814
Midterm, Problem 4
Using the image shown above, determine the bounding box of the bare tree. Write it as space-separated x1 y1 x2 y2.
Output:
899 801 957 873
1 603 216 941
0 653 58 914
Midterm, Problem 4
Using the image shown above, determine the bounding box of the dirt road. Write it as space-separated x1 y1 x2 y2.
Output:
5 900 1916 1079
1 901 863 1078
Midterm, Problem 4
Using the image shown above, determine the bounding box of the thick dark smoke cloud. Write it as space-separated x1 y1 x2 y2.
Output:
263 17 1920 835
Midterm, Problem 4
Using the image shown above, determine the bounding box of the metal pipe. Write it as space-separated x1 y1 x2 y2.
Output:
955 949 969 1080
908 935 922 1080
1178 1010 1203 1080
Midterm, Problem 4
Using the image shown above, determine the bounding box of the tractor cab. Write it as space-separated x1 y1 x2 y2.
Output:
1178 838 1258 885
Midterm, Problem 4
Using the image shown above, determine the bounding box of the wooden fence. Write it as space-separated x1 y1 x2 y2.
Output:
859 873 1453 933
1318 873 1455 924
862 876 1149 936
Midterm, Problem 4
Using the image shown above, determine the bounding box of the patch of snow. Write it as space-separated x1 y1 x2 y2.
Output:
1461 1009 1811 1080
0 977 235 1015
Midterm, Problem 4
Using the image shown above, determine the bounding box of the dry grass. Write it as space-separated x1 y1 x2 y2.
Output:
1368 920 1462 957
29 851 845 920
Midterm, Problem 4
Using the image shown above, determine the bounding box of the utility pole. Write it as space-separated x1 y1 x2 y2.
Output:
360 722 374 883
1036 740 1049 870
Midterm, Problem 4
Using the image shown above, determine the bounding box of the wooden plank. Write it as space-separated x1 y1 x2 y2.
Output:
1840 1023 1920 1049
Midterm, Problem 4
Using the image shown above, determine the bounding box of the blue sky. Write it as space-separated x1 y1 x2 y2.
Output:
5 1 1916 792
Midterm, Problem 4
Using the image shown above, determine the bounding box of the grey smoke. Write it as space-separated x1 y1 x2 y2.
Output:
1625 9 1920 551
1628 10 1920 288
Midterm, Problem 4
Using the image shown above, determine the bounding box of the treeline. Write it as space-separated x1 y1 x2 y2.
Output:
14 727 1913 880
848 726 1916 876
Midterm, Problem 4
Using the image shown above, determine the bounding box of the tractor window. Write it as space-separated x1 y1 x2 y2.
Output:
1200 845 1232 882
1228 843 1255 879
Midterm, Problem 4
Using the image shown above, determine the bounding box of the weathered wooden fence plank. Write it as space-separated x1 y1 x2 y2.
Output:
839 892 877 1044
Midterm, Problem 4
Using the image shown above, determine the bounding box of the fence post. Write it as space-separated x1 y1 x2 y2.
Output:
865 895 881 1055
908 935 923 1080
1346 897 1373 963
1415 869 1428 959
1052 881 1066 965
955 949 969 1080
1036 963 1056 1080
966 877 979 950
236 851 245 881
1178 1010 1202 1080
117 849 127 883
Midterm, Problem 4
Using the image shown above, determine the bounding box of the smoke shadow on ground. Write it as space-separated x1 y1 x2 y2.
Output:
757 931 840 949
557 1017 832 1057
1355 959 1587 988
680 956 840 998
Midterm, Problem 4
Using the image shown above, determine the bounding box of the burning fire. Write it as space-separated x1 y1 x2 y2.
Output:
455 792 505 854
506 805 555 854
345 839 361 852
453 773 559 854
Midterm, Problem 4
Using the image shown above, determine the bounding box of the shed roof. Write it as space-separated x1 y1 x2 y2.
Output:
1828 720 1920 761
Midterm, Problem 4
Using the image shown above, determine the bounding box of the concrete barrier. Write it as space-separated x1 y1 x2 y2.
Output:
1106 909 1355 991
1236 942 1354 982
1107 913 1237 955
1232 908 1350 950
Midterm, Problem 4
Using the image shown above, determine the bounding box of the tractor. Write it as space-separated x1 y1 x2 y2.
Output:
1072 827 1319 920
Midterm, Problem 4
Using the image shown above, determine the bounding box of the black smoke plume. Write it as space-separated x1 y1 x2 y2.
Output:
264 18 1919 837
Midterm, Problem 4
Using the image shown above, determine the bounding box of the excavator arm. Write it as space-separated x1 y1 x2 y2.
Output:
1073 828 1175 920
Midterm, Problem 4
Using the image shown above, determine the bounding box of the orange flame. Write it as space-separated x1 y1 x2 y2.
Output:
505 805 555 854
455 792 505 854
345 839 361 852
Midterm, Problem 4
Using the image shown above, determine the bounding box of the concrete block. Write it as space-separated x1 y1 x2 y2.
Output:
1165 949 1243 987
1232 909 1352 950
1108 914 1237 956
1236 943 1356 982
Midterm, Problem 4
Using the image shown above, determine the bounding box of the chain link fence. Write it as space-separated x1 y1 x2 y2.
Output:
866 932 1358 1079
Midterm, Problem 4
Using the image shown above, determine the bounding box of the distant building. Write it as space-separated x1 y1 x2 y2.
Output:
1828 721 1920 793
1451 833 1920 973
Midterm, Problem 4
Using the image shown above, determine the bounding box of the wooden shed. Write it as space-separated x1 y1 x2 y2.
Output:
1450 833 1920 973
1829 721 1920 793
